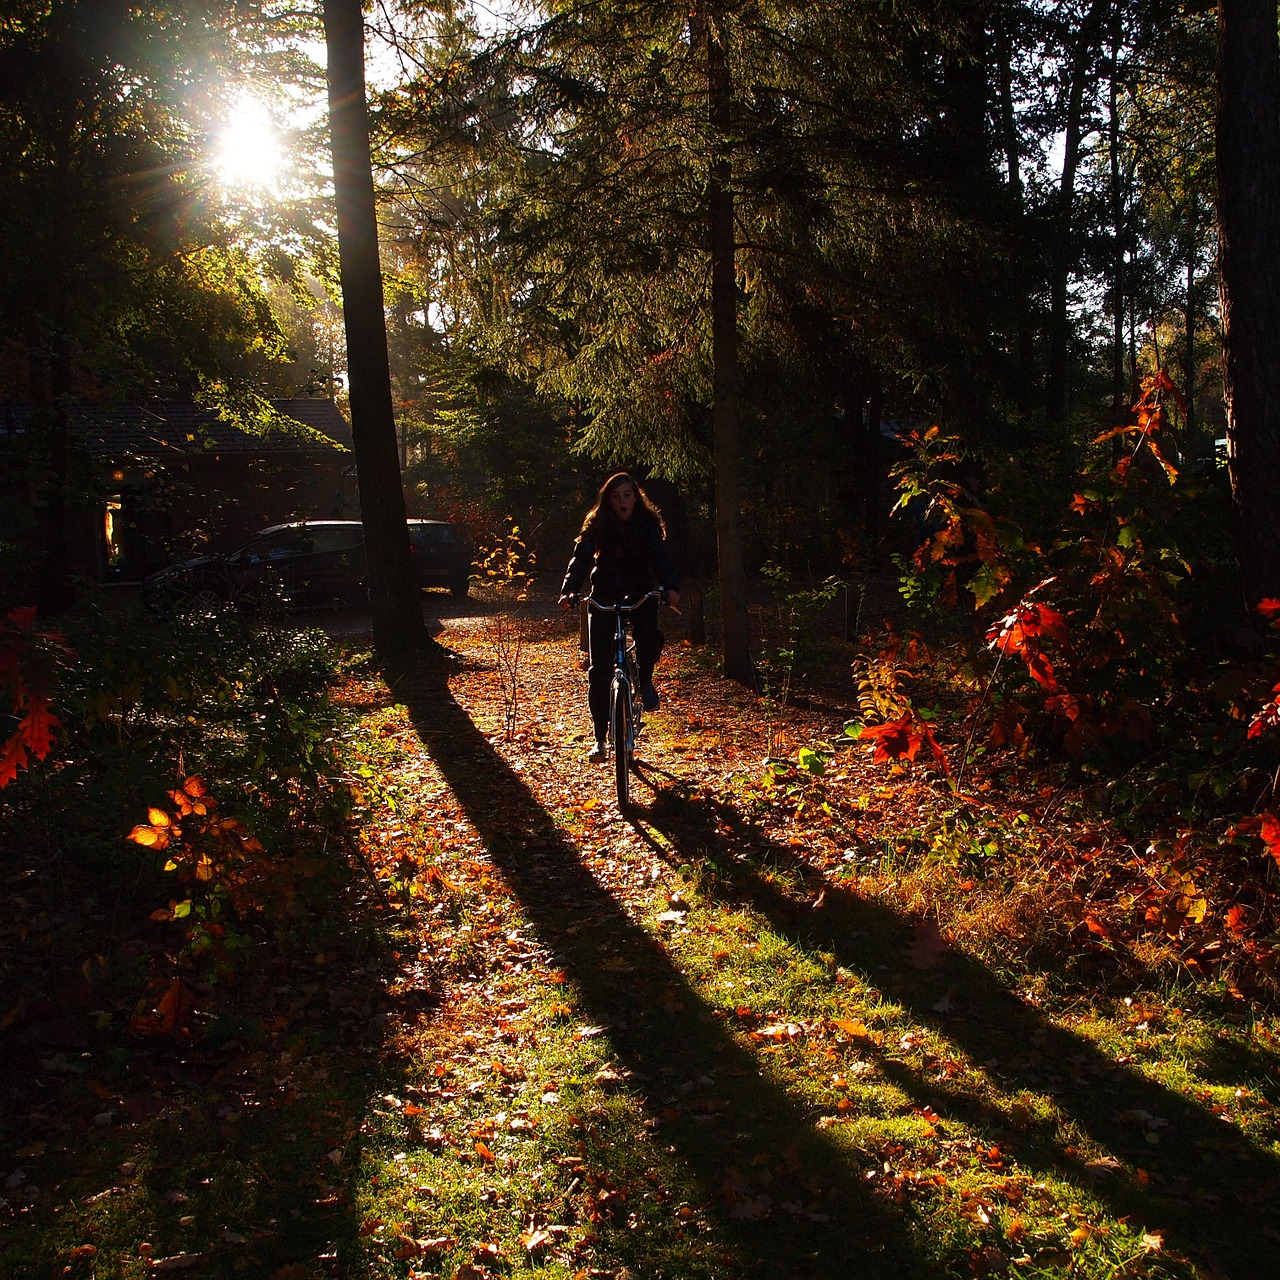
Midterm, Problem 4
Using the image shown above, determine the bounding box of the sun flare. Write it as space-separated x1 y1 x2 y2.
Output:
213 97 285 191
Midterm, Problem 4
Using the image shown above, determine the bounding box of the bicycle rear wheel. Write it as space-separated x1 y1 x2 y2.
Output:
611 677 631 809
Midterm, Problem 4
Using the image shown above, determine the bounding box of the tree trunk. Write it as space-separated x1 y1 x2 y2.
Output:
1108 12 1127 460
705 14 753 684
1184 223 1197 453
1217 0 1280 609
1046 0 1109 430
865 378 884 560
996 24 1035 409
995 27 1022 208
324 0 427 659
36 342 75 617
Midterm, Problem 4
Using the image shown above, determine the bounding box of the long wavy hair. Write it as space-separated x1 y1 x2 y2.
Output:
579 472 665 544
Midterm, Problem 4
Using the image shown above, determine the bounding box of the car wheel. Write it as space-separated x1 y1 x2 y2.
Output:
186 588 222 614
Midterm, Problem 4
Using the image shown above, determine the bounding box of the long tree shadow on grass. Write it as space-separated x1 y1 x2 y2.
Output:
631 761 1280 1279
392 656 933 1279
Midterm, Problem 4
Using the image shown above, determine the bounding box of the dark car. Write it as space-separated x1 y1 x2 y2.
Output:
407 519 474 596
143 519 473 610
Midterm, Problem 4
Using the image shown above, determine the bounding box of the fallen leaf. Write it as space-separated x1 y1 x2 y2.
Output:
420 1237 458 1255
150 1254 204 1272
728 1193 772 1220
908 919 948 970
831 1017 870 1037
756 1022 805 1040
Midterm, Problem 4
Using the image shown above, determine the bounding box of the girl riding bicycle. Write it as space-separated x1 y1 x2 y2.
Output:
559 473 681 762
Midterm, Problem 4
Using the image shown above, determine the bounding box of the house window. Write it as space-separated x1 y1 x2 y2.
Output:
104 498 124 566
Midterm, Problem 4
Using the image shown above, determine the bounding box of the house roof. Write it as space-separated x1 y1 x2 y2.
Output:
1 398 352 456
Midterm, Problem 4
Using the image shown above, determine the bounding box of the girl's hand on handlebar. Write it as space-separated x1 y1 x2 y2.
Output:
665 589 681 612
558 594 575 612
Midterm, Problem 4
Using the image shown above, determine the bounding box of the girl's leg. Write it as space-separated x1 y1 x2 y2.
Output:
631 598 664 684
586 610 614 741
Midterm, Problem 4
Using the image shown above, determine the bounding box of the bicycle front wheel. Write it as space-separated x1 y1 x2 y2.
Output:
611 678 631 809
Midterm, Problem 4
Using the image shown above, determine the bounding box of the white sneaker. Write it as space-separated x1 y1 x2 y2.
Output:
587 740 608 763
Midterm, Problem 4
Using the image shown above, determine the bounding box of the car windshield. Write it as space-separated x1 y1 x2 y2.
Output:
309 526 364 554
411 524 463 547
232 528 312 562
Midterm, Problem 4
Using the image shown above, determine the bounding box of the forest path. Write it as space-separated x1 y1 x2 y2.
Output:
331 613 1278 1280
4 608 1277 1278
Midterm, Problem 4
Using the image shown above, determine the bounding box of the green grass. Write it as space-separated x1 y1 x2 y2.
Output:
6 625 1280 1279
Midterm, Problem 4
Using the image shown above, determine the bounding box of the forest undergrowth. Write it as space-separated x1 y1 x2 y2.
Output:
2 588 1280 1280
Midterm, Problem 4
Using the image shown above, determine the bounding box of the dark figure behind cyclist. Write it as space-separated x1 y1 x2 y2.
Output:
558 473 681 762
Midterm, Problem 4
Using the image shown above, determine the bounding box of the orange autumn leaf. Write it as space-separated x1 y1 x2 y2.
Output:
857 716 951 778
858 717 915 761
1235 812 1280 865
130 977 194 1038
157 977 194 1034
0 731 28 788
1025 651 1059 691
831 1017 870 1038
127 824 170 850
987 602 1067 655
0 697 60 786
17 697 58 758
1248 682 1280 738
1044 691 1082 721
474 1139 496 1162
1263 814 1280 862
1083 914 1113 939
1095 371 1182 482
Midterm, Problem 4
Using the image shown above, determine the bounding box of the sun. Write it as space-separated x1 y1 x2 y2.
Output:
213 97 285 191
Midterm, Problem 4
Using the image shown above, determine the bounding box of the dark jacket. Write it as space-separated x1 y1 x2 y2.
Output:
560 511 678 603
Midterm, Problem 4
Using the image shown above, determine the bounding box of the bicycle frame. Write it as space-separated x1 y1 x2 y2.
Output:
579 589 665 808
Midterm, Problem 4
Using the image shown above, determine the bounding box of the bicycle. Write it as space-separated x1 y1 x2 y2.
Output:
576 588 666 809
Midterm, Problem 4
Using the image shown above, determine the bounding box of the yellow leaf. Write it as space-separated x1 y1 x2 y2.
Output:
147 808 171 827
832 1017 870 1038
127 825 168 850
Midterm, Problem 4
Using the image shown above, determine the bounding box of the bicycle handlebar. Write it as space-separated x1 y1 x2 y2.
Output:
574 589 667 613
